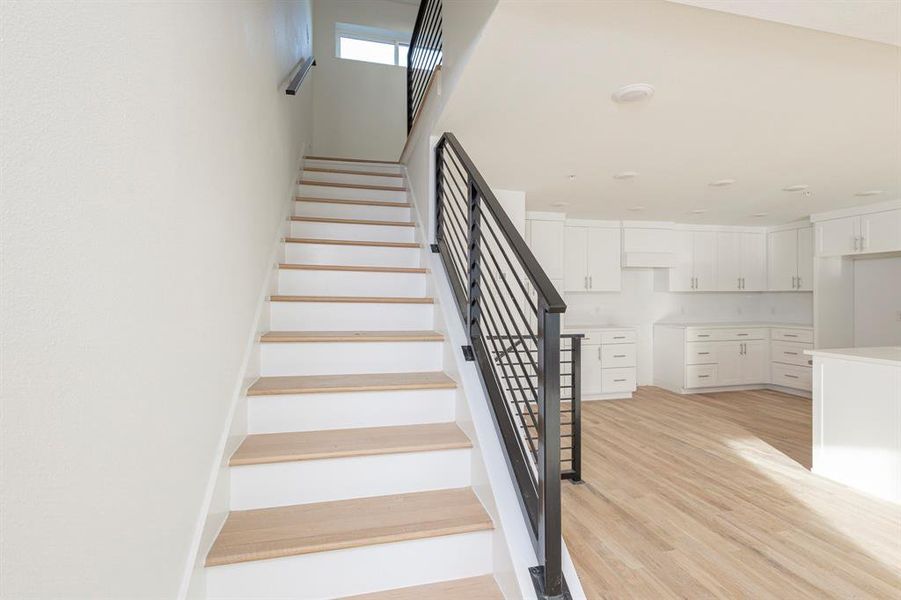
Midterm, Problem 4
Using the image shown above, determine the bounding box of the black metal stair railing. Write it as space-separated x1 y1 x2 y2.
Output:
407 0 442 131
433 132 572 599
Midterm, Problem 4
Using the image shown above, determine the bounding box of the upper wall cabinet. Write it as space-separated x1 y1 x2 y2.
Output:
815 208 901 257
526 218 565 280
564 225 621 292
768 225 813 291
715 232 766 291
668 230 718 291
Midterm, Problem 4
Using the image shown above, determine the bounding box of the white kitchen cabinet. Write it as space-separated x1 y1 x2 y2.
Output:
669 230 717 291
816 209 901 257
767 225 813 291
564 226 621 292
573 327 636 400
526 219 564 280
716 232 766 291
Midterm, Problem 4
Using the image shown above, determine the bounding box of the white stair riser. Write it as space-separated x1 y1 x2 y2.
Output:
205 531 493 600
297 183 406 203
295 201 411 222
290 221 415 243
261 341 443 376
284 242 421 268
303 159 402 175
230 449 471 510
247 389 456 434
302 170 404 187
278 269 427 297
270 301 434 331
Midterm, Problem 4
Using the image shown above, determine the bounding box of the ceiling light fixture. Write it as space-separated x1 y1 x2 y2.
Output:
782 184 809 192
551 201 569 207
752 212 769 217
613 171 638 179
855 190 883 197
709 179 736 187
690 209 708 214
611 83 655 103
627 206 645 211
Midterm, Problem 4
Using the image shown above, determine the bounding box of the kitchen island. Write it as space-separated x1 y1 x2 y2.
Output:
806 346 901 503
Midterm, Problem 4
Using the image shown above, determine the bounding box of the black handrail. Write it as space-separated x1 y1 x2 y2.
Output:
285 55 315 96
434 132 570 599
407 0 442 131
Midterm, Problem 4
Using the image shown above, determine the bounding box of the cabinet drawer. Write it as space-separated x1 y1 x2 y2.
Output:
600 343 636 368
717 328 767 341
771 340 813 367
686 364 717 388
686 328 718 342
771 363 812 391
686 342 716 365
771 328 813 344
601 367 636 393
599 330 636 344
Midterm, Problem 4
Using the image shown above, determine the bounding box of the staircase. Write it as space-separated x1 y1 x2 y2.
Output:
203 157 504 599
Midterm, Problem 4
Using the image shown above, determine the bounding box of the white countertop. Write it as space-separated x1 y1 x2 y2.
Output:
654 321 813 329
805 346 901 367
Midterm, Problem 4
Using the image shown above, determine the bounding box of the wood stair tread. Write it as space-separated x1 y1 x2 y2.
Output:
296 196 410 208
342 576 503 600
298 180 407 192
306 155 400 165
284 237 420 248
205 488 492 567
260 330 444 343
290 216 415 227
279 263 428 274
247 371 457 396
304 166 403 178
229 423 471 466
269 295 433 304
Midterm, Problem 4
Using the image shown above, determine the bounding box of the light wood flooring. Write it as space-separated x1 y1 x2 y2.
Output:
564 386 901 599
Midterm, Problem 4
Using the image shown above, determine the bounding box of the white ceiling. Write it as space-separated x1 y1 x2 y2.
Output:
668 0 901 47
438 0 901 226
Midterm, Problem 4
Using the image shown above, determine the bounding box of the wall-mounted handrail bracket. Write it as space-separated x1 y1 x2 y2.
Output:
285 56 315 96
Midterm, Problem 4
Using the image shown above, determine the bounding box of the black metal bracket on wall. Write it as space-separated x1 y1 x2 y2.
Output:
530 566 573 600
461 345 475 361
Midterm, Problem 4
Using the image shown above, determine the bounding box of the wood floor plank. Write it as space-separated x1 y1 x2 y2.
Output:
230 423 471 466
205 488 492 567
247 371 457 396
269 295 433 304
295 196 410 208
564 386 901 599
260 330 443 343
342 575 503 600
278 263 428 274
284 237 420 248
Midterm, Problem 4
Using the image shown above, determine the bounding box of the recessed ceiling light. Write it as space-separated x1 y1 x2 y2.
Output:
613 171 638 179
611 83 655 103
551 201 569 207
752 212 769 217
627 206 645 211
782 184 808 192
690 208 708 214
855 190 883 197
709 179 736 187
567 175 575 181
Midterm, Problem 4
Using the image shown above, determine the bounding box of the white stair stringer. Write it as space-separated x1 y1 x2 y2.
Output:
205 531 494 600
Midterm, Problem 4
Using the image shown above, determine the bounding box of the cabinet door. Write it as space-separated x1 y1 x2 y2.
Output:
580 344 603 396
816 216 859 257
860 209 901 254
528 220 565 280
693 232 718 291
715 342 743 386
716 232 741 291
796 226 813 291
587 227 622 291
563 226 588 292
740 232 767 291
669 230 694 291
741 340 769 384
767 229 798 291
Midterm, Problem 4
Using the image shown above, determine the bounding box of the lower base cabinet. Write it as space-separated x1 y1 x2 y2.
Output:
573 327 637 399
654 324 812 394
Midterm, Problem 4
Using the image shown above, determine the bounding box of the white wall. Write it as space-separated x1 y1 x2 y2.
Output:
311 0 417 161
562 270 813 384
854 255 901 346
0 2 313 598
